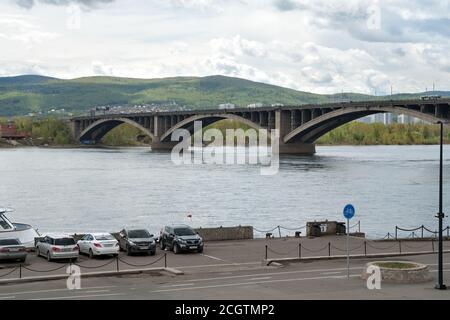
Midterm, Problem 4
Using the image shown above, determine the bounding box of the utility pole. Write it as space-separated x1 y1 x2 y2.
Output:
435 120 447 290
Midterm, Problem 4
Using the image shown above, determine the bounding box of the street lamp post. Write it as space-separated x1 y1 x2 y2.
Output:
436 120 447 290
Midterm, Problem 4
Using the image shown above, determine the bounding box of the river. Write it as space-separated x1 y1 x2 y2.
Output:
0 145 449 239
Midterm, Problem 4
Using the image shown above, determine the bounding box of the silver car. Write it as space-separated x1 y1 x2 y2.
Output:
0 239 27 262
36 234 79 262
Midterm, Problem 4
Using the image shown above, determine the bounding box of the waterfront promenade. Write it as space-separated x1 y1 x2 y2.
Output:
0 235 449 300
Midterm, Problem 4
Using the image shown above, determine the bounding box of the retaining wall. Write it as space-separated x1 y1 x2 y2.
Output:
195 226 253 241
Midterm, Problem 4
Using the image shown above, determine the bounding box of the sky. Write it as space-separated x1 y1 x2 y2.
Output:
0 0 449 95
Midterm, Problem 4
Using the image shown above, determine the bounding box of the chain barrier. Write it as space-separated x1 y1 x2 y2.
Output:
266 245 300 256
22 263 69 273
330 242 365 253
74 258 116 269
118 254 166 268
253 226 279 233
300 243 329 253
364 242 399 251
401 242 432 250
0 267 19 278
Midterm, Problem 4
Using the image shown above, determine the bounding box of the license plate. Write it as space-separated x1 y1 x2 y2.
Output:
139 246 149 250
104 244 113 247
62 248 72 252
189 246 198 249
9 248 19 252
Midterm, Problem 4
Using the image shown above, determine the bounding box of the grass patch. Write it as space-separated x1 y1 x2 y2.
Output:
373 262 418 269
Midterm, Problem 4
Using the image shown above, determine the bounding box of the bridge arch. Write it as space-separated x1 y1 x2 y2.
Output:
284 106 446 144
159 113 263 142
79 117 155 143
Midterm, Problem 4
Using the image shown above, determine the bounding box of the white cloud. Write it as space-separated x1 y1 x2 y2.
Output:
0 0 448 94
0 14 59 45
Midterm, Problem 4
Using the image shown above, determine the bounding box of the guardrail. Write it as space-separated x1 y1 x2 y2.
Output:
389 225 450 240
263 239 446 260
254 220 361 238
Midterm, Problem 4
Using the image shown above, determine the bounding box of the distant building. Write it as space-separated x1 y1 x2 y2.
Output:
247 103 263 108
0 123 27 139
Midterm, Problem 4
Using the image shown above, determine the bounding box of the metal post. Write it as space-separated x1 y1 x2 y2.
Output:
278 226 282 238
421 225 424 239
298 243 302 259
364 241 367 256
19 264 22 279
328 242 331 257
358 221 361 234
436 121 447 290
116 256 119 272
164 253 167 268
346 218 350 279
395 226 398 240
265 245 268 260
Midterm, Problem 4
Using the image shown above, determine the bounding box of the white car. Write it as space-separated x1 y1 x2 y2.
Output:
77 233 119 258
36 234 79 262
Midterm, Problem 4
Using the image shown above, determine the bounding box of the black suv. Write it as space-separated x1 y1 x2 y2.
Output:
160 225 203 254
117 228 156 256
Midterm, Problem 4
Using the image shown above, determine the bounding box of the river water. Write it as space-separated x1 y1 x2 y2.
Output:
0 145 449 239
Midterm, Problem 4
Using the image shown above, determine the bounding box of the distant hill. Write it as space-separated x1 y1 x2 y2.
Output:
0 74 448 116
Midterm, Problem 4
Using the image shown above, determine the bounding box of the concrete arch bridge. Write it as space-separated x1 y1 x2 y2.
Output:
69 99 450 155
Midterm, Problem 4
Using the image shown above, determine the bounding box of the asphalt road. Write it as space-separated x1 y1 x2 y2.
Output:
1 253 450 300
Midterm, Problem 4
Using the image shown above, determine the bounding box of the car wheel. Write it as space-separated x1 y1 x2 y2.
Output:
36 247 40 257
173 243 180 254
20 257 26 263
197 247 203 253
160 240 166 250
47 252 52 262
149 250 156 256
89 249 94 259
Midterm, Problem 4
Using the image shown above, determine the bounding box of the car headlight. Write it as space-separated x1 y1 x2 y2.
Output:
128 241 135 246
178 238 186 243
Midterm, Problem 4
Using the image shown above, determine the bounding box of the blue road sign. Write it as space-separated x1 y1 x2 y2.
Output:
343 204 355 219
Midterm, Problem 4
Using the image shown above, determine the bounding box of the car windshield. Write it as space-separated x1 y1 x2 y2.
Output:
54 238 76 246
95 234 115 241
128 230 150 238
174 227 196 236
0 239 20 246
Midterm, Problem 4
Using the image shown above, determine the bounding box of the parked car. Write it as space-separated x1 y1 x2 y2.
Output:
77 233 119 258
117 228 156 256
160 224 203 254
0 239 27 262
36 234 79 262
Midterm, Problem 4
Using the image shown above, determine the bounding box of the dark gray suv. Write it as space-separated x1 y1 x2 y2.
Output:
160 225 203 254
117 228 156 256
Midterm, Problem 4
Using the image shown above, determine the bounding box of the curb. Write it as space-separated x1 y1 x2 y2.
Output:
263 250 450 266
0 267 183 285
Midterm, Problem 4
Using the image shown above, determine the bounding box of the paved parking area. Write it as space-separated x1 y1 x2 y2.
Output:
1 253 450 300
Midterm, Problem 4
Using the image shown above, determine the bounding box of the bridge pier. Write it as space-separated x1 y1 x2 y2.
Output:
278 142 316 155
150 140 179 152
